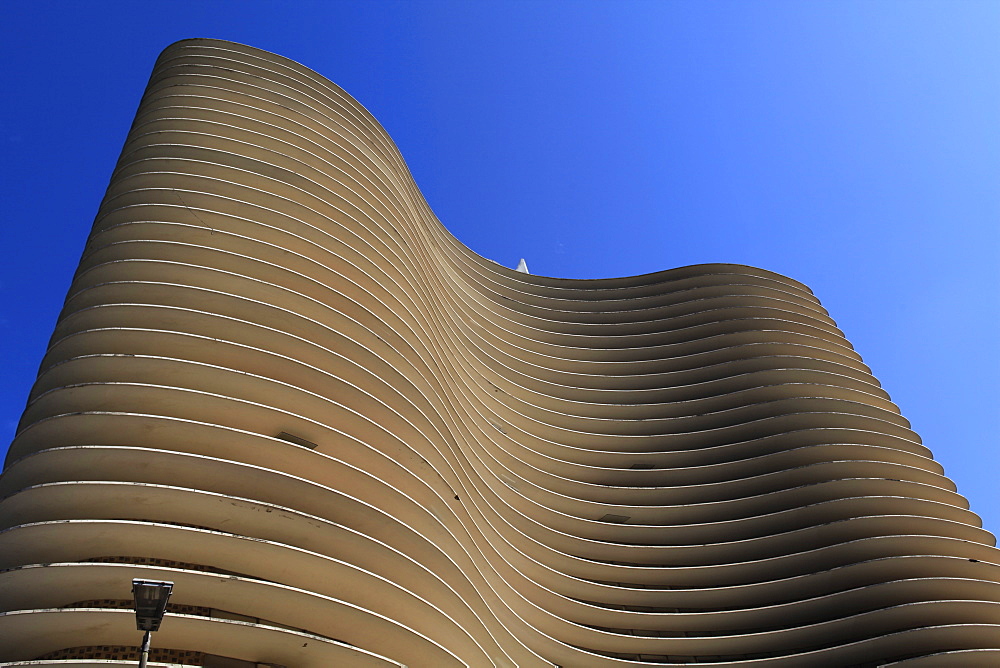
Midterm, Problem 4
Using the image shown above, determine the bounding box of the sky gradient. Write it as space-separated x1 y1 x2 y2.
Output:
3 1 998 535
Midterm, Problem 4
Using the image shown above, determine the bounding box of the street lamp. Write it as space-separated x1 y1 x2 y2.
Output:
131 579 173 668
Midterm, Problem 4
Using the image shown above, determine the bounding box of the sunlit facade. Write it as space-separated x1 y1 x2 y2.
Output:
2 39 999 666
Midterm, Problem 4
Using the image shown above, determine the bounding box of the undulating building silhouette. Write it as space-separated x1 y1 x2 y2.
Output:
2 39 999 667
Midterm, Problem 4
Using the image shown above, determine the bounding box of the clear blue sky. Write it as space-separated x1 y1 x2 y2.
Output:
2 1 998 535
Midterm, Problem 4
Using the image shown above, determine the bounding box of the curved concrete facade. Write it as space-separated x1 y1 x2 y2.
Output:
2 39 999 666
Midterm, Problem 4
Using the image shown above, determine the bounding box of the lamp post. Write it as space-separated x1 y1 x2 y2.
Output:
131 579 173 668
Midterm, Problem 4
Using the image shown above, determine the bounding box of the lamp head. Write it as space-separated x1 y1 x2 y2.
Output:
131 579 173 631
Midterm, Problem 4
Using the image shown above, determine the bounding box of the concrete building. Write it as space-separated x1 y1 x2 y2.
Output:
1 39 999 667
